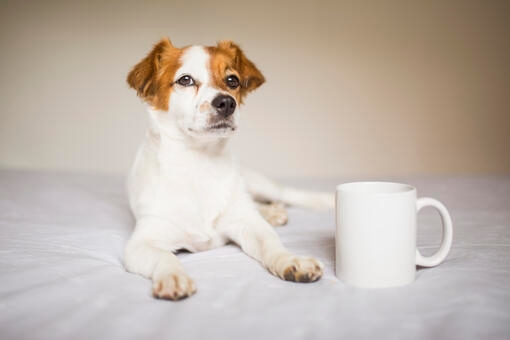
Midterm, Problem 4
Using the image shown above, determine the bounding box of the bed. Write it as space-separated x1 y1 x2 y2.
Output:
0 170 509 339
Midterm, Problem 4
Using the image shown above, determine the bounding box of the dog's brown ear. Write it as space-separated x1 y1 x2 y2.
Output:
217 40 265 94
127 37 174 102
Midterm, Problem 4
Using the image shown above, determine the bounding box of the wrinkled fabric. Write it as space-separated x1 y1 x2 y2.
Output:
0 170 509 340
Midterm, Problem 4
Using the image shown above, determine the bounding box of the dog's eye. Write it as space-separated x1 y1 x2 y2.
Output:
226 75 240 89
176 75 195 87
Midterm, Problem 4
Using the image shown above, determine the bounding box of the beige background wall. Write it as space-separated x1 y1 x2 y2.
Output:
0 0 509 178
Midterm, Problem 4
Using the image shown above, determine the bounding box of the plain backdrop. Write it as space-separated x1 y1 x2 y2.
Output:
0 0 509 178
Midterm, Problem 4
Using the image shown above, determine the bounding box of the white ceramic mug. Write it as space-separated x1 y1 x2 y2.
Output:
335 182 453 288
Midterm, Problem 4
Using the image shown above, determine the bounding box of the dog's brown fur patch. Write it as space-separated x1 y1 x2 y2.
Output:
207 41 265 104
127 38 185 111
199 101 211 113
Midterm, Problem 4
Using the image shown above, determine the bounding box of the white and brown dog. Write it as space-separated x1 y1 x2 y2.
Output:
124 38 334 300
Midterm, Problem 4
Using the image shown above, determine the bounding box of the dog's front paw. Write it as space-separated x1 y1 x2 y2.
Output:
152 272 196 300
275 256 324 283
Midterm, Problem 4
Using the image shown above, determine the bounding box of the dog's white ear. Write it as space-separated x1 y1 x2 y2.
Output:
127 37 180 110
217 40 265 95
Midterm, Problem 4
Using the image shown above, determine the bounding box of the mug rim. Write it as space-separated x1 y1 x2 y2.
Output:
336 181 416 195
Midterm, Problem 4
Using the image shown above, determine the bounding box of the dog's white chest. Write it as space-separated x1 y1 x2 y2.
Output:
189 168 236 224
145 147 239 248
128 129 244 253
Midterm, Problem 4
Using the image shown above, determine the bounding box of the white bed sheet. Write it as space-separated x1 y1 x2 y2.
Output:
0 170 509 340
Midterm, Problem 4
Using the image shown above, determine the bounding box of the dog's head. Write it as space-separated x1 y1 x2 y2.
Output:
127 38 264 138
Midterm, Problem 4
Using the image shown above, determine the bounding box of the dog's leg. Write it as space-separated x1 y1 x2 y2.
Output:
220 197 323 282
124 221 196 300
226 214 323 282
256 201 288 227
242 168 334 211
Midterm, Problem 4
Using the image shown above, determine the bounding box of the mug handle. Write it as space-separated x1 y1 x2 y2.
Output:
415 197 453 267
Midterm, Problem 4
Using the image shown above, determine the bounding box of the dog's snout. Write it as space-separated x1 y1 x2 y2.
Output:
211 95 236 117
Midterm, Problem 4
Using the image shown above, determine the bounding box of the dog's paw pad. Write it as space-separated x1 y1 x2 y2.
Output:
152 272 196 300
280 257 323 283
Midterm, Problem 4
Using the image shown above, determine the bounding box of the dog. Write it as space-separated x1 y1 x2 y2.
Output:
124 38 334 300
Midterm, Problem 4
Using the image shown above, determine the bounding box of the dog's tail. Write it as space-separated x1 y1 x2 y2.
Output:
242 168 334 211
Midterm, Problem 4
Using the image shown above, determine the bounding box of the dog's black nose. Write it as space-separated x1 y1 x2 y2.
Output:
212 95 236 117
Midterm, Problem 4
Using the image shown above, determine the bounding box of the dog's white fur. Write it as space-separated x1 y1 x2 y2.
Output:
124 43 334 300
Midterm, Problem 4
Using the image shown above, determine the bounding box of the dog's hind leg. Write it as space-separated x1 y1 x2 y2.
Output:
242 168 334 211
256 201 288 227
